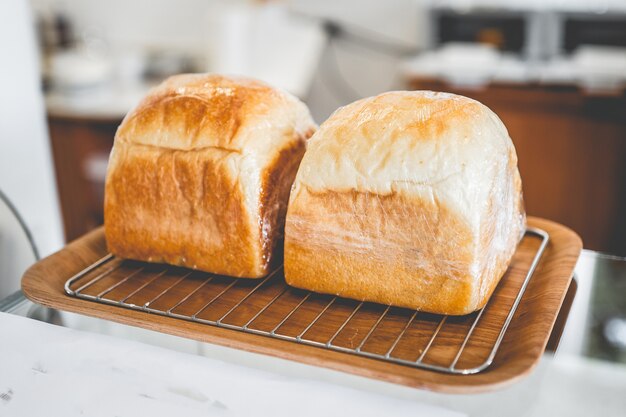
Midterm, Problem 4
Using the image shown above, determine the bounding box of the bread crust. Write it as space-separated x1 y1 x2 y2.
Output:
285 188 480 314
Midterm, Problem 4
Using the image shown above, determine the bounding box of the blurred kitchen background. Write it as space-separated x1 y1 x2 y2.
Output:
2 0 626 364
25 0 626 257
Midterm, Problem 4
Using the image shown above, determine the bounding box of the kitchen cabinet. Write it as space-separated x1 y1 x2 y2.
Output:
407 78 626 255
48 114 119 242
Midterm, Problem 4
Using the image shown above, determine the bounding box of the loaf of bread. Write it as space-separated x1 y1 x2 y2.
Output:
105 74 316 277
284 91 525 315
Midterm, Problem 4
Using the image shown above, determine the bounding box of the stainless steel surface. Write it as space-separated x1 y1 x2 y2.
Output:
61 227 549 375
0 290 31 315
0 290 59 323
563 250 626 363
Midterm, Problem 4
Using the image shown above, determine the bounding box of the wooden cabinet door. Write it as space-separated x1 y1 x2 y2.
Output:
48 116 120 242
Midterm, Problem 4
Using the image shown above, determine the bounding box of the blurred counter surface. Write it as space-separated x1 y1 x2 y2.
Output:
403 43 626 93
45 81 151 121
1 249 626 416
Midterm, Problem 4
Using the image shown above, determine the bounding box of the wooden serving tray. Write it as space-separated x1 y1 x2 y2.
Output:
22 217 581 393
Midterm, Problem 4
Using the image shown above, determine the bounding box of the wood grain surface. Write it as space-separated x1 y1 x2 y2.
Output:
21 217 581 393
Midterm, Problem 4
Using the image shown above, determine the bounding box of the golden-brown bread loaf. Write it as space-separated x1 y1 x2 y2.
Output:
284 91 525 315
105 73 316 278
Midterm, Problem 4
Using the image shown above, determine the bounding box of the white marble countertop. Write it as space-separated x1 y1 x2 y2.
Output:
2 309 626 416
0 312 462 417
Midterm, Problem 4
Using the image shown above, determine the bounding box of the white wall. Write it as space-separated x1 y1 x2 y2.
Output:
0 0 64 296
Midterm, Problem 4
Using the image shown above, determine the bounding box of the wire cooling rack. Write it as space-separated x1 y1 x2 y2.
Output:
64 227 548 375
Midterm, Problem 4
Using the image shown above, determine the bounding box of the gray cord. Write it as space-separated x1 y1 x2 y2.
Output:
0 188 40 260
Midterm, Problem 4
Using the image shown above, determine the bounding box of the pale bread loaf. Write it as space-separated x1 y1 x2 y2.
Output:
284 91 525 314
